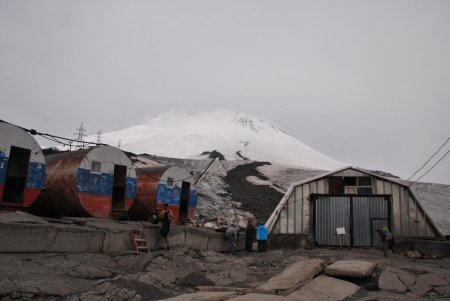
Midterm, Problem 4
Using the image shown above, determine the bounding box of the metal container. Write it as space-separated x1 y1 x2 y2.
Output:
128 166 197 222
0 122 46 209
36 146 137 218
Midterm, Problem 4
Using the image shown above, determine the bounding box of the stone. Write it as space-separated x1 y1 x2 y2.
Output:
406 251 422 259
398 273 416 287
257 259 325 292
378 270 407 293
408 281 432 296
434 285 450 294
417 273 448 286
69 264 114 279
157 291 238 301
325 260 376 278
355 291 423 301
385 268 416 287
228 293 292 301
287 275 360 301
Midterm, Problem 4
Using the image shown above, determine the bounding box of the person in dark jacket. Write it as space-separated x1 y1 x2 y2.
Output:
245 220 256 252
256 222 268 252
159 204 174 250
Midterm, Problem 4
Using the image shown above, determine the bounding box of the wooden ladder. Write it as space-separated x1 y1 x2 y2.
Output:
131 230 149 253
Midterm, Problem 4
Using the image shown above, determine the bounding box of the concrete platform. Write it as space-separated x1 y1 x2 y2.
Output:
0 211 245 253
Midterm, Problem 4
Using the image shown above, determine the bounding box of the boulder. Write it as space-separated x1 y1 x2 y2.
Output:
228 293 293 301
408 281 432 296
257 259 325 292
325 260 376 278
287 275 360 301
434 285 450 295
378 270 407 293
386 268 416 287
406 251 422 259
157 292 238 301
417 273 448 286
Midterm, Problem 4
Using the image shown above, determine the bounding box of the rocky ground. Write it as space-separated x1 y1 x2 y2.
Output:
1 247 449 301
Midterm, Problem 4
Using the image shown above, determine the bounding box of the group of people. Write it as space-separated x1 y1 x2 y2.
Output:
225 219 268 254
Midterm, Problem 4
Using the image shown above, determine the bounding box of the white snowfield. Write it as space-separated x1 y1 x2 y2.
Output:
97 110 345 171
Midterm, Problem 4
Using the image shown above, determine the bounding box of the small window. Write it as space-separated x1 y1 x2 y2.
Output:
167 177 174 187
343 177 357 186
358 177 372 186
91 161 101 173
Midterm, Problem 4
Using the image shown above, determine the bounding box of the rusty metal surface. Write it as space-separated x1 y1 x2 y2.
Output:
33 149 91 216
128 166 169 220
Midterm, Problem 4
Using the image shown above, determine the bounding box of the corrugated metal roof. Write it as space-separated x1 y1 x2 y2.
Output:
409 182 450 236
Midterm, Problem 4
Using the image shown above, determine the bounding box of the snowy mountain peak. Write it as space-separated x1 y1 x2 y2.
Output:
97 110 345 170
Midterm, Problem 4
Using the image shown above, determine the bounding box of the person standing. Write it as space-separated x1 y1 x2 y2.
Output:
245 219 256 252
159 204 174 250
256 222 268 252
225 224 238 254
376 226 392 257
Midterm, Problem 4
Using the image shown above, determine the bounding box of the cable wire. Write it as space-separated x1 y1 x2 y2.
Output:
409 148 450 186
407 136 450 181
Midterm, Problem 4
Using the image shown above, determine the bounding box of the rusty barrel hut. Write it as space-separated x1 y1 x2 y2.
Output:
0 121 46 210
37 146 137 218
128 166 197 222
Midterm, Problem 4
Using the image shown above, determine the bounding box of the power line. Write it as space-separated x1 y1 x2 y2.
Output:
0 119 104 147
409 148 450 186
407 136 450 181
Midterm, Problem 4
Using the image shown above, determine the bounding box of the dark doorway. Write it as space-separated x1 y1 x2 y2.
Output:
179 181 191 219
112 165 127 209
1 146 31 205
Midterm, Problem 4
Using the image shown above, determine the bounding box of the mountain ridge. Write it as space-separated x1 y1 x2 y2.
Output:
96 110 345 171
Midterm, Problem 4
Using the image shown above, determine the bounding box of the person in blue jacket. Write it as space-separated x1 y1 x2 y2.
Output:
256 222 268 252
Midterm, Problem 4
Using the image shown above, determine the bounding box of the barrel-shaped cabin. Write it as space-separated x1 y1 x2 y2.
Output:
36 146 137 218
128 166 197 222
0 122 46 209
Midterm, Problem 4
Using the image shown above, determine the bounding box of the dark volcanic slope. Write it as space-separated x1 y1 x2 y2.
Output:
224 162 283 223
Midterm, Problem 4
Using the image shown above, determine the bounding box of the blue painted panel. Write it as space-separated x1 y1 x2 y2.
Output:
189 190 198 209
77 168 136 197
25 162 46 189
126 178 137 199
156 184 181 206
0 152 7 185
76 168 113 195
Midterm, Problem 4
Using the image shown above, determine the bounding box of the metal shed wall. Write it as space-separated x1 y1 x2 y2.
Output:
0 122 46 209
270 168 441 239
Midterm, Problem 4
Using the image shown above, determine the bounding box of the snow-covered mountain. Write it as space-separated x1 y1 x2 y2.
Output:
97 110 345 170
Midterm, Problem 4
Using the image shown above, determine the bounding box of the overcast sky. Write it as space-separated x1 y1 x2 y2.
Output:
1 0 449 184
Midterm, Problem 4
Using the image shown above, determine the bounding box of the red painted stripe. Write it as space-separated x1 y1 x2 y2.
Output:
23 188 42 207
79 193 112 218
79 194 135 219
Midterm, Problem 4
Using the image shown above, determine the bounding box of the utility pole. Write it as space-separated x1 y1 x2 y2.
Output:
74 122 87 149
117 139 121 149
96 129 102 145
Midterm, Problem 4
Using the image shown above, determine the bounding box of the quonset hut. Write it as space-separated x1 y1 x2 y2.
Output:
35 146 137 219
0 122 46 209
128 166 197 222
266 167 444 249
